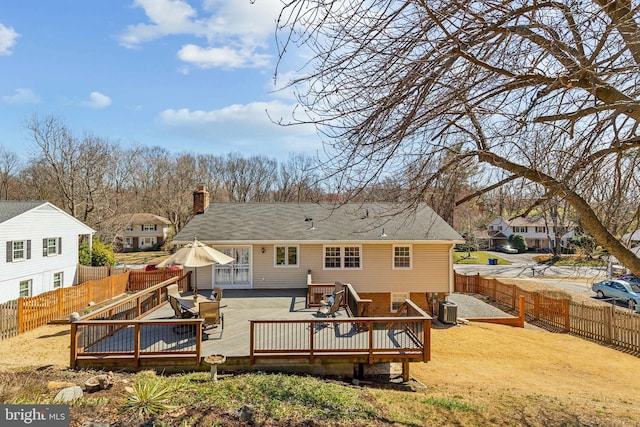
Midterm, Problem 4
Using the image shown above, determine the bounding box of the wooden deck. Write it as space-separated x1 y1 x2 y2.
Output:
147 289 314 357
74 288 430 377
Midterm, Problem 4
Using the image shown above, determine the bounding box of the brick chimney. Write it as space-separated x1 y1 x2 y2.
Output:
192 185 209 216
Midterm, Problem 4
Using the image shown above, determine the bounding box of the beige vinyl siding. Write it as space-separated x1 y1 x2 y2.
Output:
185 264 214 291
250 243 452 292
252 246 308 289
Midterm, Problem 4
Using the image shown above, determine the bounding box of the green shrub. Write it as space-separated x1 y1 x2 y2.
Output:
508 234 528 253
79 240 116 266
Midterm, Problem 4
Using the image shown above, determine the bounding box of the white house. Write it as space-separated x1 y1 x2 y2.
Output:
488 216 575 251
111 213 173 251
0 201 95 303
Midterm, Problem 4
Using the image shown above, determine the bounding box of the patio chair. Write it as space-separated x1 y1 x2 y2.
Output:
213 286 223 302
199 301 224 330
167 284 181 300
317 290 344 318
168 295 195 319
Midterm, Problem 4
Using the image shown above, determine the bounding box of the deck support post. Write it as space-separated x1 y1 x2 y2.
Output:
402 362 410 382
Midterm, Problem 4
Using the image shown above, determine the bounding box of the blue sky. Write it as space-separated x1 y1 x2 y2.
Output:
0 0 320 162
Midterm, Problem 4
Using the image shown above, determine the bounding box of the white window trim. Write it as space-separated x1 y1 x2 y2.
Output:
391 292 410 313
274 245 299 268
19 279 32 298
53 272 63 289
46 238 58 256
392 244 412 270
322 244 363 270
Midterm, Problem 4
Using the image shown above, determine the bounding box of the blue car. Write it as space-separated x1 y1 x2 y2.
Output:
592 279 640 311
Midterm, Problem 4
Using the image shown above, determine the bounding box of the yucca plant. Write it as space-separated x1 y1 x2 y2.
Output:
120 380 176 419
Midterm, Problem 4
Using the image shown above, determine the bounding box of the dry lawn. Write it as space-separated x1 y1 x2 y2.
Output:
0 287 638 426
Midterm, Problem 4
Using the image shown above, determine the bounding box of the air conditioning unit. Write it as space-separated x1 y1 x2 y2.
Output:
438 301 458 324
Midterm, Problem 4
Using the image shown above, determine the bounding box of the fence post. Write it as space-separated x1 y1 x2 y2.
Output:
87 281 93 305
605 304 614 344
70 322 78 369
563 299 570 332
134 323 141 368
17 297 23 334
512 285 516 310
476 273 480 293
57 288 64 317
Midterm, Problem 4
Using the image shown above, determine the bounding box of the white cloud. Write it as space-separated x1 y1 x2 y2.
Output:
83 92 112 109
118 0 208 48
118 0 282 69
2 88 40 105
0 23 19 55
177 44 270 69
157 101 320 154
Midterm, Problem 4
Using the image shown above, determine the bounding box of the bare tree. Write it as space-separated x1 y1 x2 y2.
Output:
0 146 19 199
222 153 277 202
276 0 640 275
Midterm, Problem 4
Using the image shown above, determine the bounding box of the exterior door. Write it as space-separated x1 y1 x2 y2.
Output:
213 246 252 289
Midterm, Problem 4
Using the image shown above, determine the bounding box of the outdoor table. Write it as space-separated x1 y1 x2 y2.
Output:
176 294 212 315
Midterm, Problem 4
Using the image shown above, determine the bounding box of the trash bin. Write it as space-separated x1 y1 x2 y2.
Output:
488 258 498 265
438 301 458 324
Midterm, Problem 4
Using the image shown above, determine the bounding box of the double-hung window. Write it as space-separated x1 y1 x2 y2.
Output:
393 245 412 269
391 292 409 312
53 272 63 288
275 245 298 267
6 240 30 262
43 237 61 256
324 245 361 269
19 279 32 297
142 224 157 231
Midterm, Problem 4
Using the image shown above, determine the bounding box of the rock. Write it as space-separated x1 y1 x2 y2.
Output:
47 381 77 390
124 386 135 394
69 312 80 322
84 372 114 392
54 386 83 403
236 404 254 422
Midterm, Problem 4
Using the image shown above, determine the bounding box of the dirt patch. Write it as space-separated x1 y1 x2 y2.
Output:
0 324 70 370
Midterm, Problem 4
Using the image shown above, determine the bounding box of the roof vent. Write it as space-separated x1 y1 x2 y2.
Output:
361 209 369 219
304 216 313 222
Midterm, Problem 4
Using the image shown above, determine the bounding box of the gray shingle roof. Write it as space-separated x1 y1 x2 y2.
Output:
174 202 463 243
0 201 46 224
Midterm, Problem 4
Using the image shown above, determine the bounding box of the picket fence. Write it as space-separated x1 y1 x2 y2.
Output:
454 272 640 355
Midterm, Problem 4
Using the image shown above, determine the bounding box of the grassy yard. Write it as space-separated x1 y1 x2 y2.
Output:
533 254 607 267
114 250 170 266
454 251 511 265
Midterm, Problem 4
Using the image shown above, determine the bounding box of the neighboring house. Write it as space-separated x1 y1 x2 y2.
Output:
0 201 95 303
622 229 640 247
114 213 173 251
487 216 575 251
173 186 464 315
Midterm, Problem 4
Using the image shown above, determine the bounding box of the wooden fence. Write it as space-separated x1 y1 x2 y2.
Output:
77 264 129 283
128 269 187 292
0 268 190 340
454 272 640 355
18 273 130 333
0 300 18 340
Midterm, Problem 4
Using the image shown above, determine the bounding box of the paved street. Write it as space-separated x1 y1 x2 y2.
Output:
454 251 608 298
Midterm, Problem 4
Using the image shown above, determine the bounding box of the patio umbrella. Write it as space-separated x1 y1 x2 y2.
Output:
157 238 234 295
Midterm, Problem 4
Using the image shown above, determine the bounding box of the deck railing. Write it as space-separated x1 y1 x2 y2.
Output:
71 319 203 369
306 282 372 319
249 316 431 365
70 274 193 368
